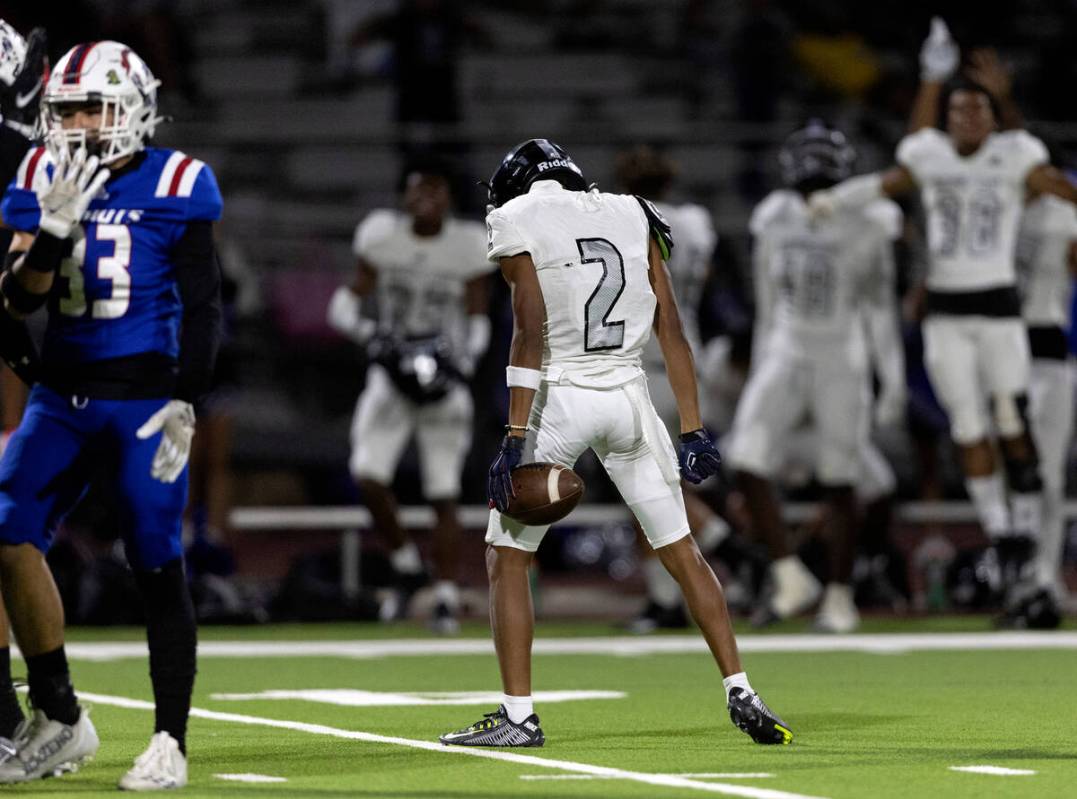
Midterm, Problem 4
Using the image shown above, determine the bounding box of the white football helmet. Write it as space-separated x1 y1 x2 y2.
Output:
42 41 162 164
0 20 27 88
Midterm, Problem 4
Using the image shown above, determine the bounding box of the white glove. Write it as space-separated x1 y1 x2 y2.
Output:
807 190 837 220
920 16 958 82
874 386 907 429
136 400 196 484
34 147 110 239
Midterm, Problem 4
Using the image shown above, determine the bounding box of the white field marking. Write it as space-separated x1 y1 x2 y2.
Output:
49 632 1077 662
949 766 1037 776
520 773 775 781
209 689 624 707
215 774 288 783
79 691 826 799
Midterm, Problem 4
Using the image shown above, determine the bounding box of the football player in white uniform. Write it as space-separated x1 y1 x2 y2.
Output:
613 145 744 631
327 157 493 634
440 139 792 748
1016 184 1077 623
729 121 905 632
810 21 1077 615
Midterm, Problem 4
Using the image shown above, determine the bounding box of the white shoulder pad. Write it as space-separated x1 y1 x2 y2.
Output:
486 206 529 263
749 190 796 237
352 209 399 258
862 198 904 241
896 128 947 175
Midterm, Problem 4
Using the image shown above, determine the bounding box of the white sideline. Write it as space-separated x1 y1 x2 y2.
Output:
55 632 1077 662
520 773 776 780
79 691 826 799
949 766 1036 776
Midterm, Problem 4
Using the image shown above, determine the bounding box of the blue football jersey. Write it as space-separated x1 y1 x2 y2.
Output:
0 146 223 366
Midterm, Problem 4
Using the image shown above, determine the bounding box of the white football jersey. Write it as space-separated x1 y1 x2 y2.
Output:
750 190 900 372
896 128 1048 292
1017 194 1077 327
486 180 656 388
352 209 491 355
641 201 717 366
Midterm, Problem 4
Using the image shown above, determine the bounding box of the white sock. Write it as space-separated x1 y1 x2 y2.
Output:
434 580 459 609
502 694 534 724
390 542 423 575
695 516 730 553
965 473 1010 539
643 557 682 609
1010 491 1042 539
722 672 753 702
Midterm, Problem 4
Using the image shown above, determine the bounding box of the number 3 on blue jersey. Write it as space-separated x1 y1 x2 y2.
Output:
59 223 132 319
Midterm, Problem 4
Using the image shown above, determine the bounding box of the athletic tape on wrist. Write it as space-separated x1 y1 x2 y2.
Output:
22 231 66 274
506 366 542 390
0 271 49 315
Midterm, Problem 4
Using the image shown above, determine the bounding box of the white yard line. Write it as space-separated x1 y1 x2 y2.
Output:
949 766 1037 776
54 632 1077 662
79 691 826 799
520 773 775 781
214 774 288 783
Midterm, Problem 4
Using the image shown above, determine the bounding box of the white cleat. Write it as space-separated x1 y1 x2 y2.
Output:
814 582 861 633
0 708 98 783
120 731 188 791
769 555 823 619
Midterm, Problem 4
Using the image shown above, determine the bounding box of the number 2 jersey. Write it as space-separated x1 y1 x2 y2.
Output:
1 145 223 398
486 180 658 389
896 127 1047 294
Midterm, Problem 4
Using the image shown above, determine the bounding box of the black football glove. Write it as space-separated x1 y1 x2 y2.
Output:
488 435 525 513
1 28 47 132
678 428 722 484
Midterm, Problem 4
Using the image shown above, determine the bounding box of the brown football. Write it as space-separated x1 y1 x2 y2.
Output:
503 462 585 526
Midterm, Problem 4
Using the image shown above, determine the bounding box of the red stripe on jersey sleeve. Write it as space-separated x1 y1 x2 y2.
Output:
23 148 45 190
167 157 194 197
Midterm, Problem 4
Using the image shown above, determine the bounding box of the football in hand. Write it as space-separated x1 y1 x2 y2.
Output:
503 462 585 526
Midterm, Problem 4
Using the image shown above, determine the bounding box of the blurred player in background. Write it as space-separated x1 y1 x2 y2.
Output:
613 145 743 632
0 41 222 787
963 45 1075 624
440 139 792 748
811 19 1077 622
327 156 492 634
0 17 47 760
729 120 905 632
1016 175 1077 623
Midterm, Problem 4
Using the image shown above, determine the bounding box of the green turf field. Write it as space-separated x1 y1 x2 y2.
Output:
10 619 1076 797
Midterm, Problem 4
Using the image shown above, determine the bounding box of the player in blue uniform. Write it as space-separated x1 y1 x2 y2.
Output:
0 41 222 789
0 17 48 761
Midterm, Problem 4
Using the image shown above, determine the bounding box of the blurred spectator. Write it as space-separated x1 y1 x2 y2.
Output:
350 0 488 128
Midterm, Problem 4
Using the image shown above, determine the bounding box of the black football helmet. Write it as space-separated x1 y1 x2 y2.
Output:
486 138 588 208
778 119 856 193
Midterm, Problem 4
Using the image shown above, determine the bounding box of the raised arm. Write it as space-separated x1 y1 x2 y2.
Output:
1026 166 1077 206
966 49 1023 130
487 251 545 511
910 17 959 132
809 166 918 219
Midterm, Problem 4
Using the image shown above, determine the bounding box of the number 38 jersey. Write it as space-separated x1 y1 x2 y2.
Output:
487 180 656 388
1 146 222 366
896 128 1047 292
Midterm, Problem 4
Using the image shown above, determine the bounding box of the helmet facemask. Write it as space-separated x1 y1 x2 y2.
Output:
42 42 163 165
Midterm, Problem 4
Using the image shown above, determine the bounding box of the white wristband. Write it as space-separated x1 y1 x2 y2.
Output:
830 173 883 211
506 366 542 390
